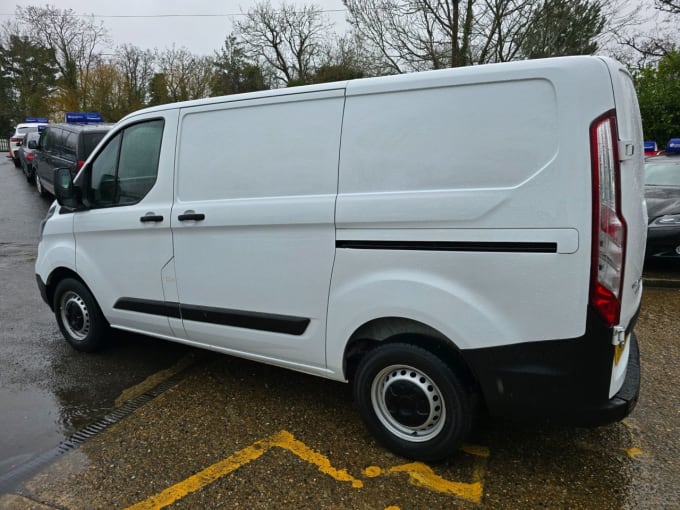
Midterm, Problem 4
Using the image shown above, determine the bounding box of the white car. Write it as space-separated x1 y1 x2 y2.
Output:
9 119 48 167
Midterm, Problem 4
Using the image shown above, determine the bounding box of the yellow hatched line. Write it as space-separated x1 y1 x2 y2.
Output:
125 430 362 510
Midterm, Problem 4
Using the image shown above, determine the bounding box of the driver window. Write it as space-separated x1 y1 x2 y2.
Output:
87 119 164 208
90 133 121 206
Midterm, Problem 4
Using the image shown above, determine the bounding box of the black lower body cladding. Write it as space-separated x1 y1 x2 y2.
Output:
461 306 640 426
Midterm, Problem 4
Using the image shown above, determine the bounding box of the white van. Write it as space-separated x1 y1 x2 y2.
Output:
36 56 646 461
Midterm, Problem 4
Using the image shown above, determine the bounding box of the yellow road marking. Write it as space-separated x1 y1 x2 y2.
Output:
125 430 362 510
384 463 483 503
363 444 489 504
623 447 643 459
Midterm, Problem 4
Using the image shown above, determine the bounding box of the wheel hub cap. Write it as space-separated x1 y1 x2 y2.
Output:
372 365 446 442
60 292 90 341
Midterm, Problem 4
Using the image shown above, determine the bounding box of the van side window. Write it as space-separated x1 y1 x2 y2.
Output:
117 120 164 204
87 119 164 207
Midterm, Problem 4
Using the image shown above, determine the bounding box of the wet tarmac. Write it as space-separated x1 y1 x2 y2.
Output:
0 159 192 476
1 156 680 508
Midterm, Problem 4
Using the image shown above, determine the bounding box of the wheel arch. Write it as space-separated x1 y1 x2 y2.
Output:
343 317 479 393
45 267 97 313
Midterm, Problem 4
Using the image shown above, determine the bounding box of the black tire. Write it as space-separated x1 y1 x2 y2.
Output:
53 278 109 352
353 342 472 461
13 157 21 168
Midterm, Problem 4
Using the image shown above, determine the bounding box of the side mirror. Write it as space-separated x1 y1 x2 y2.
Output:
54 168 81 210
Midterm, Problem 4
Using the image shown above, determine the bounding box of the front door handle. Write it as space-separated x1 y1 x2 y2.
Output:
178 212 205 222
140 213 163 223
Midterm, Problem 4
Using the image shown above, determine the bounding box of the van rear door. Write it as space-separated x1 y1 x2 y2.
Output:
600 58 647 396
603 58 647 327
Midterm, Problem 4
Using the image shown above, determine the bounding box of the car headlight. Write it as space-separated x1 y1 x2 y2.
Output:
650 214 680 227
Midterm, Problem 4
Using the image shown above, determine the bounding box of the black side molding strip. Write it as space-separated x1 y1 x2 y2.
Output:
113 298 309 336
115 297 181 318
336 240 558 253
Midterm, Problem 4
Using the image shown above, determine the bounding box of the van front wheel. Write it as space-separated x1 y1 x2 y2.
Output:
53 278 108 352
353 343 472 461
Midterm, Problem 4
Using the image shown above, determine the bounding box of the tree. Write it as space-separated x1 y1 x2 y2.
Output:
520 0 606 59
86 60 126 121
343 0 636 73
0 33 56 123
617 0 679 66
212 35 268 95
342 0 541 73
155 46 213 102
656 0 680 14
148 73 170 106
633 50 680 147
114 44 156 113
15 6 110 112
235 1 333 85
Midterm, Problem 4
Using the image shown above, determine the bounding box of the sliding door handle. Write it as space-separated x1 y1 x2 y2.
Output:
178 212 205 222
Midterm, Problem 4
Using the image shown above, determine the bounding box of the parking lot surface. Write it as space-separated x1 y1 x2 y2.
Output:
1 158 679 509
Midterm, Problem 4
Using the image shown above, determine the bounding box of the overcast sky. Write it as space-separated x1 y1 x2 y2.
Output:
0 0 349 56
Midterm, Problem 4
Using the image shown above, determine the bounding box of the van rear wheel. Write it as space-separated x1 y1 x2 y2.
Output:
353 343 472 461
53 278 108 352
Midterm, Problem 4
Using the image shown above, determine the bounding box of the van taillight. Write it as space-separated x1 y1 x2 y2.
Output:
76 160 85 171
590 110 626 327
10 137 20 143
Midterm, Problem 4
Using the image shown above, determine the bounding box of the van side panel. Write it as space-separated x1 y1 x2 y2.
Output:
171 91 344 371
329 60 616 375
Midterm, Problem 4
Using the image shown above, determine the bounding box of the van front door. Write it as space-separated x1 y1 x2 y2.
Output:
73 112 179 338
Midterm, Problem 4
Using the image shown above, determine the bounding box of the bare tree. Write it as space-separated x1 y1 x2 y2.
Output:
344 0 641 73
156 46 213 102
235 1 333 85
16 5 110 111
343 0 539 73
615 0 678 67
656 0 680 14
114 44 156 111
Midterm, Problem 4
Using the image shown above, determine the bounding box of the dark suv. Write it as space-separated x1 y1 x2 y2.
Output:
34 122 113 196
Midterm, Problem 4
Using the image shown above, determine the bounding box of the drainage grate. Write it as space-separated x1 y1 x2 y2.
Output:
0 364 196 494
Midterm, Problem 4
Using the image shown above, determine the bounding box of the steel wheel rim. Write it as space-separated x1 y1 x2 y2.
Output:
371 364 446 442
60 291 91 341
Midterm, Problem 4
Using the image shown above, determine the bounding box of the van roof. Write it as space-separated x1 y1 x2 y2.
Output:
121 55 619 123
46 122 115 133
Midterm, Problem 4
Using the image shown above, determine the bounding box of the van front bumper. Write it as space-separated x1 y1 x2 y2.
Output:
461 307 641 426
37 274 51 310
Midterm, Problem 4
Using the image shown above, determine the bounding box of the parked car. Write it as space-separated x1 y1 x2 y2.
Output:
9 119 49 167
34 122 112 196
644 151 680 259
17 132 41 182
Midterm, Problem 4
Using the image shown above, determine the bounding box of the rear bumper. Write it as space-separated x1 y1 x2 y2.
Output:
461 307 641 426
